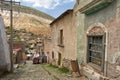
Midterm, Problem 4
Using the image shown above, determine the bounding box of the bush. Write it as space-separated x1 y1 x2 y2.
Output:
48 64 58 68
48 64 69 73
58 67 69 73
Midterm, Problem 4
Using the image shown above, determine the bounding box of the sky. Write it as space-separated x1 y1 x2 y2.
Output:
14 0 76 18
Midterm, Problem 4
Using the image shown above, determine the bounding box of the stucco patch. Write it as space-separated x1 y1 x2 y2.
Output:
111 52 120 64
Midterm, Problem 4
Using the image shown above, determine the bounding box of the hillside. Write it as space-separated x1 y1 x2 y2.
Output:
0 4 54 36
13 4 54 20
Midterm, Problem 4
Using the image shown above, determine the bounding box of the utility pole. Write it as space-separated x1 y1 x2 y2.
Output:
10 0 13 73
0 0 20 73
9 0 20 73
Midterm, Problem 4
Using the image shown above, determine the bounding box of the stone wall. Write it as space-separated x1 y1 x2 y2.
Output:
62 58 72 70
76 0 120 79
44 37 52 63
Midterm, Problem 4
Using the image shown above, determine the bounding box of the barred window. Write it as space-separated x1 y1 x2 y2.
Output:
87 36 105 70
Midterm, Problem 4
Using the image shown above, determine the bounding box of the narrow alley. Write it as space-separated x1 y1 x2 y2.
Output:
1 0 120 80
0 61 88 80
0 61 54 80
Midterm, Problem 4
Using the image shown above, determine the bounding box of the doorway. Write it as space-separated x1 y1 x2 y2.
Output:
58 53 61 65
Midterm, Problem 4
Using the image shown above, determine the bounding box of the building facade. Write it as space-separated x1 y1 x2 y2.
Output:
0 15 11 75
13 42 27 64
50 10 77 70
76 0 120 80
43 37 52 63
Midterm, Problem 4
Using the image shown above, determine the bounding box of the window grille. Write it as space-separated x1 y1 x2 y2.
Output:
87 35 105 70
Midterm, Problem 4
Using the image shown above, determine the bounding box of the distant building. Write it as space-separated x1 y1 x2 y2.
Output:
0 15 11 75
43 36 52 63
13 42 27 64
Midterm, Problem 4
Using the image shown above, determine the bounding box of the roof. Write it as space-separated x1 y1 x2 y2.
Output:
50 9 73 25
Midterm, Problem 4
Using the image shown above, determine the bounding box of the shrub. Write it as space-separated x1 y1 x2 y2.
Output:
48 64 58 68
58 67 69 73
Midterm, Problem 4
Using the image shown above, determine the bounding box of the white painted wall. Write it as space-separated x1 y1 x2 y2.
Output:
0 15 11 71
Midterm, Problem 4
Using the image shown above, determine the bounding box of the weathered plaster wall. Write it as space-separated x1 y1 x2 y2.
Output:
84 1 116 29
51 11 77 68
85 0 118 64
74 2 85 65
78 0 120 79
51 23 58 65
78 0 94 10
44 37 52 63
0 15 11 72
74 0 120 79
76 12 85 64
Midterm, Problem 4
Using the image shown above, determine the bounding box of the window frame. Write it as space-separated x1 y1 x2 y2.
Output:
58 29 64 47
87 34 105 72
52 51 54 59
60 29 63 45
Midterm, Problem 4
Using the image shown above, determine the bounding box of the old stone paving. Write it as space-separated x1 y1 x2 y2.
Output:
0 61 54 80
0 61 88 80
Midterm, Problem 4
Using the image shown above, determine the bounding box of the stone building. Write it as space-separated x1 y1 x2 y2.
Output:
0 15 11 75
13 42 27 64
43 37 52 63
75 0 120 80
50 10 77 70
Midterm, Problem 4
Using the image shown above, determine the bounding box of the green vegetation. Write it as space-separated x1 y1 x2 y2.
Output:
58 67 69 73
25 44 30 48
14 39 22 42
42 65 60 80
49 64 58 68
47 64 69 73
25 50 29 54
42 64 70 80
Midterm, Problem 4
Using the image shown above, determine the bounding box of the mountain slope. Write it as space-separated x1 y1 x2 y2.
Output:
14 4 54 20
0 4 54 36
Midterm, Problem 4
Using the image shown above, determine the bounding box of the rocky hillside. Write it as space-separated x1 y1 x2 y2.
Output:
0 4 54 36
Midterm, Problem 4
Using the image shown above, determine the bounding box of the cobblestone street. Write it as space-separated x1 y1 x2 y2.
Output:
0 61 54 80
0 61 88 80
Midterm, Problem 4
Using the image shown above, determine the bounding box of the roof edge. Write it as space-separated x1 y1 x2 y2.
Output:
50 9 73 25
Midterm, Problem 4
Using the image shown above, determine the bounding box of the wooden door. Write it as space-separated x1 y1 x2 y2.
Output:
58 53 61 65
